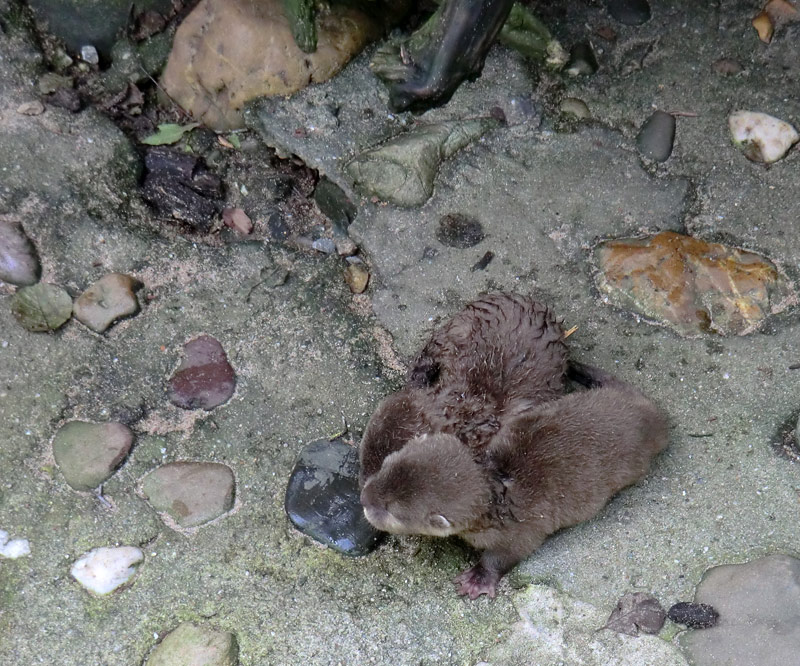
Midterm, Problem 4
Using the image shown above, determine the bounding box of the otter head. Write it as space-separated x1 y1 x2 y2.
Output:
360 433 491 537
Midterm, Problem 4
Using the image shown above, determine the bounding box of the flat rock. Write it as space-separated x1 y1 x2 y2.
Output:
141 462 235 528
146 622 239 666
73 273 141 333
680 555 800 666
11 283 72 332
70 546 143 595
52 420 134 491
481 585 687 666
0 214 41 286
160 0 387 131
285 439 382 556
595 231 795 337
637 111 676 162
167 335 236 410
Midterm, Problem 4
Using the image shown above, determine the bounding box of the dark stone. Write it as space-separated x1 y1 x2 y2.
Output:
267 212 291 240
637 111 676 162
167 335 236 410
607 0 651 26
284 439 382 556
668 602 720 629
141 148 224 232
314 176 357 230
471 250 494 271
436 214 484 249
46 87 82 112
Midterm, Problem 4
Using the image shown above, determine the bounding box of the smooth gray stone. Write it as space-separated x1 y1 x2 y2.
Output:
637 111 676 162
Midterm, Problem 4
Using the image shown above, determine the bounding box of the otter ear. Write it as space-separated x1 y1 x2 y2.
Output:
429 514 452 531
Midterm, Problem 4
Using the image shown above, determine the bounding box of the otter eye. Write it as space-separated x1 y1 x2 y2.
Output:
429 514 451 530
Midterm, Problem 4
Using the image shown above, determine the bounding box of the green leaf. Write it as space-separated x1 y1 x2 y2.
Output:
226 133 241 149
140 122 200 146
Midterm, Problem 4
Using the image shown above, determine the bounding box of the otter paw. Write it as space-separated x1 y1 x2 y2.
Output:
454 564 499 599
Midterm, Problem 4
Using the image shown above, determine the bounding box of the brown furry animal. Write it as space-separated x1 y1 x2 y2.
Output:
359 293 567 485
360 361 669 598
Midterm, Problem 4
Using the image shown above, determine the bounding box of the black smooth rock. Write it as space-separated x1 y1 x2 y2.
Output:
285 439 382 556
637 111 676 162
607 0 651 25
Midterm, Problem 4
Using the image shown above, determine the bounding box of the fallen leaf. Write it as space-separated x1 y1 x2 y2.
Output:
603 592 666 636
16 101 45 116
753 11 775 41
141 122 200 146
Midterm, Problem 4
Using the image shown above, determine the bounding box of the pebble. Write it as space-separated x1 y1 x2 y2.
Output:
0 215 41 286
73 273 142 333
728 111 799 163
0 529 31 559
52 421 134 491
681 554 800 666
595 231 794 337
80 45 99 65
141 462 236 528
344 263 370 294
221 207 253 235
38 72 72 95
167 335 236 410
145 622 239 666
560 97 591 120
11 283 73 332
436 213 485 248
70 546 143 595
607 0 651 25
284 439 382 556
636 111 676 162
311 238 337 254
668 601 719 629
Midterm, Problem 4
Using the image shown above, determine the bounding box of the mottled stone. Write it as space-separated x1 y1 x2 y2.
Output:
141 462 235 528
0 215 41 287
285 439 382 556
52 421 134 491
146 622 239 666
595 231 794 337
345 117 501 207
436 213 485 248
637 111 676 162
73 273 142 333
681 555 800 666
167 335 236 410
11 283 72 332
668 602 719 629
160 0 387 131
344 263 369 294
70 546 143 595
729 111 799 164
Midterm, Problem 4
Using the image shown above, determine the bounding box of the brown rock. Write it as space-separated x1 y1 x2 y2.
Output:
595 231 794 337
167 335 236 410
344 263 369 294
160 0 385 131
73 273 142 333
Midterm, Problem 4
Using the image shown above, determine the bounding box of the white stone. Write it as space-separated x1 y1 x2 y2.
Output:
70 546 143 595
729 111 799 163
0 529 31 559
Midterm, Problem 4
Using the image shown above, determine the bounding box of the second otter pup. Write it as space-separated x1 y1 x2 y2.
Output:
360 362 669 598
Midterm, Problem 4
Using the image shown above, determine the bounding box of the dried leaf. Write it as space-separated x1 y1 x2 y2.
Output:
603 592 666 636
753 11 775 42
141 122 200 146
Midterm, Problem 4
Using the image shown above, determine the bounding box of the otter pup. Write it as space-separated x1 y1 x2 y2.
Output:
359 293 567 485
360 362 668 598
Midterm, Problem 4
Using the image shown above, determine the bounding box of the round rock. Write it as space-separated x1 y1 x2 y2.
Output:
0 215 41 286
607 0 651 25
70 546 143 595
637 111 676 162
73 273 142 333
141 462 236 528
167 335 236 411
680 554 800 666
53 421 134 491
11 283 72 332
146 622 239 666
285 439 382 556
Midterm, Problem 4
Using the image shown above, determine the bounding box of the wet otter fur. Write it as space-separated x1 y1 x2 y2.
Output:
360 361 669 599
359 292 568 485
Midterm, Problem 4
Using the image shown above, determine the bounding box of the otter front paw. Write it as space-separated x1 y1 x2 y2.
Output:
454 563 500 599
